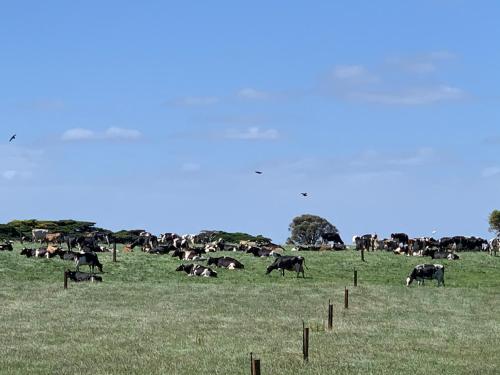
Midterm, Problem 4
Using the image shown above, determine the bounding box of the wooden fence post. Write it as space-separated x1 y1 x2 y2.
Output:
344 287 349 309
361 248 365 262
64 270 68 290
302 321 309 361
354 268 358 287
250 353 261 375
112 242 117 262
328 300 333 330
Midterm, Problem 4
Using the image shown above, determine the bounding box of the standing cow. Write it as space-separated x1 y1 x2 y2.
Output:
266 256 306 278
406 264 445 287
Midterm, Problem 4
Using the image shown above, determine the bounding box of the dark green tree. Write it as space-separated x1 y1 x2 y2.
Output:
488 210 500 235
288 214 338 245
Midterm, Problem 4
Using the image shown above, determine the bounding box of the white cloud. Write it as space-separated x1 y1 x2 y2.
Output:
167 96 220 107
224 127 279 140
327 53 463 106
61 128 96 141
237 88 271 100
333 65 368 80
482 167 500 178
2 170 17 180
61 127 142 142
350 85 464 105
105 127 142 140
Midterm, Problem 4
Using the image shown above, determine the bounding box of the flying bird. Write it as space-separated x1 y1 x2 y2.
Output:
255 171 263 174
301 192 308 197
9 134 16 142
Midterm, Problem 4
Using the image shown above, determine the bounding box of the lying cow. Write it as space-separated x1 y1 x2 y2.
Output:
0 242 13 251
20 247 49 258
266 256 306 278
406 264 445 287
176 264 218 277
431 251 459 260
207 256 244 269
171 249 204 260
75 252 103 273
246 246 276 257
66 270 103 282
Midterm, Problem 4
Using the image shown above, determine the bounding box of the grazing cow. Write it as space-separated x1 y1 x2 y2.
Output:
32 229 49 243
246 246 276 257
0 242 13 251
406 264 445 287
171 249 204 260
176 263 218 277
66 270 103 282
75 252 103 273
266 256 306 278
321 232 344 245
207 257 244 270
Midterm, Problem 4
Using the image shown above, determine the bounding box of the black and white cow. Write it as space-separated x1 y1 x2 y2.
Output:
75 252 103 273
431 251 459 260
406 264 445 287
207 256 244 269
20 247 48 258
0 242 13 251
391 233 409 245
175 263 217 277
266 256 306 278
171 248 204 260
66 270 103 282
246 246 276 257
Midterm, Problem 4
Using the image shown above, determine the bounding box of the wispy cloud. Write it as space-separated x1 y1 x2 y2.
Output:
0 145 44 181
223 127 280 141
61 127 142 142
237 88 271 100
350 85 463 105
482 167 500 178
166 96 220 107
181 162 201 172
326 52 464 105
331 65 379 83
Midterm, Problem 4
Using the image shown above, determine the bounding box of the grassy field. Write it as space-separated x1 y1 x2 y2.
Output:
0 243 499 375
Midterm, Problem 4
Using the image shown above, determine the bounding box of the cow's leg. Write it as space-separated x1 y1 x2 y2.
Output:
282 269 285 277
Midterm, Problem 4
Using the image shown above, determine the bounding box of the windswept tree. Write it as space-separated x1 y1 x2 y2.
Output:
288 214 338 245
488 210 500 235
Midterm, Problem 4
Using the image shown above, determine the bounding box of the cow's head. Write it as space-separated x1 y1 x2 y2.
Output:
207 257 217 266
406 276 413 286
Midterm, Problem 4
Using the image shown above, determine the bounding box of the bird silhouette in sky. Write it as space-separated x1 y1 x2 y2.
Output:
301 192 308 197
9 134 16 142
255 171 263 174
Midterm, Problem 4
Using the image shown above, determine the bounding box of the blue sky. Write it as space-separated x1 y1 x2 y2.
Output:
1 1 499 242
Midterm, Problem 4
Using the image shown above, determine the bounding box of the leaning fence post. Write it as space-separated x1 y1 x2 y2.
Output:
354 268 358 287
64 270 68 290
302 321 309 361
344 287 349 309
112 242 117 262
328 300 333 330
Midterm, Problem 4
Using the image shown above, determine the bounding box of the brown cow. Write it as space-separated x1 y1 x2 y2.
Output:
44 233 63 244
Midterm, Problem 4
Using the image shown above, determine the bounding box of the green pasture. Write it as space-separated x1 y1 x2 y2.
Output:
0 243 498 374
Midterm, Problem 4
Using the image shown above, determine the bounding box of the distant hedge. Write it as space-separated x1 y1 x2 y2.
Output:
0 220 272 244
